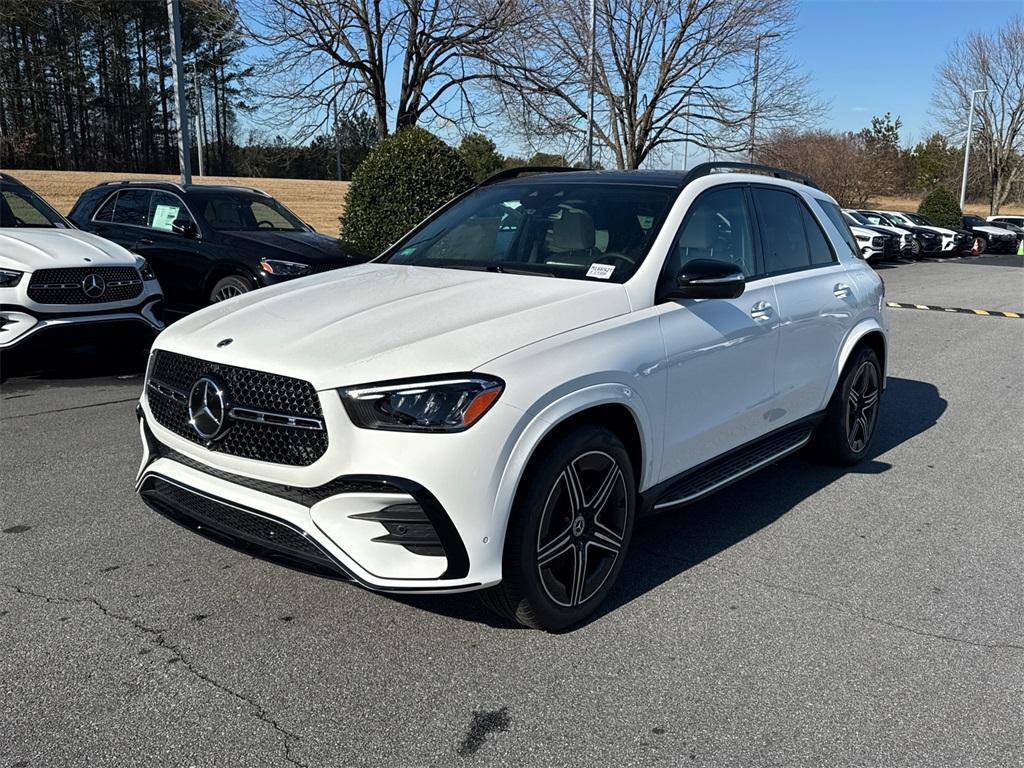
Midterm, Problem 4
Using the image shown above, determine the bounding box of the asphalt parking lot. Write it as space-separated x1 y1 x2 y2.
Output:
2 255 1022 768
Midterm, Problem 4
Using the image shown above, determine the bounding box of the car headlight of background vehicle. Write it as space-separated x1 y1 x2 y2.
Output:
340 376 504 432
0 269 24 287
259 258 310 276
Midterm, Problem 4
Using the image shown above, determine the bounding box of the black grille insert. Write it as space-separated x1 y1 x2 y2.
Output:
147 350 328 466
28 266 143 304
140 475 347 578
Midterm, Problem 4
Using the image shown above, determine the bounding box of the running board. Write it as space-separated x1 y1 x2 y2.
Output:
650 423 815 511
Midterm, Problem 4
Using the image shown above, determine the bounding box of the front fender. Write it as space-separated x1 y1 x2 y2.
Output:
487 382 656 560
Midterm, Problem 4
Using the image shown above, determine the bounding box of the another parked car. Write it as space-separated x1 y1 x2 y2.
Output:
960 215 1018 254
849 224 892 262
69 181 367 315
135 162 888 630
0 173 164 352
843 209 915 257
858 210 942 256
879 211 972 255
985 216 1024 248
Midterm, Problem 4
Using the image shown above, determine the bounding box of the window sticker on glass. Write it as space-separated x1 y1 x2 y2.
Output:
152 204 180 231
586 263 615 280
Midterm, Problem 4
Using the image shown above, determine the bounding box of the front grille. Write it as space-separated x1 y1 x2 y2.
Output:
28 266 143 304
147 350 328 466
140 476 343 575
308 261 349 274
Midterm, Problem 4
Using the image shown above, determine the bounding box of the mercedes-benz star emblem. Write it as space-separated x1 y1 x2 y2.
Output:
187 377 229 441
81 273 106 299
217 338 233 348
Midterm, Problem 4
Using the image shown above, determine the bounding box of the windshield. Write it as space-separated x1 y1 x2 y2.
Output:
380 182 676 283
199 193 308 232
887 213 911 225
845 210 871 226
905 213 930 226
0 186 72 228
964 215 985 226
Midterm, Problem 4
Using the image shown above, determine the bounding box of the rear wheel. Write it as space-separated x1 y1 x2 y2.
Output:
479 424 636 631
209 274 253 303
813 346 882 466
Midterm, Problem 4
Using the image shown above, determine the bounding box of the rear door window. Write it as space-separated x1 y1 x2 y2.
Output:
110 189 151 227
751 187 811 274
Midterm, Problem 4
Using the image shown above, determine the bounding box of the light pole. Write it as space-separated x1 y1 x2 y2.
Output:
192 59 205 177
748 31 780 163
585 0 597 168
959 88 987 210
166 0 192 184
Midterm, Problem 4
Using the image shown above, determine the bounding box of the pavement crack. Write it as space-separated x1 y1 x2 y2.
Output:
4 583 309 767
2 396 139 420
708 567 1024 652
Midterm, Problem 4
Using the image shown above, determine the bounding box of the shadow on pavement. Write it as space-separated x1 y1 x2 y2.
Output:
1 338 151 383
397 377 948 630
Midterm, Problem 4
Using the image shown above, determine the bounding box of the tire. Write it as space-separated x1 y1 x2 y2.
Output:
209 274 253 304
813 346 882 466
479 424 636 631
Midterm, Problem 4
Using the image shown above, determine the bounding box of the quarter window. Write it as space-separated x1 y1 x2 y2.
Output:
801 205 837 266
816 199 860 258
665 187 756 286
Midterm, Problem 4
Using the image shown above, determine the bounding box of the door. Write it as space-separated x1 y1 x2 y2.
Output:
130 190 207 309
750 187 853 420
657 185 781 480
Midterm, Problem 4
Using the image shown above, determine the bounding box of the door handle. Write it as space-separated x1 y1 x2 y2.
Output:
833 282 852 298
750 300 774 320
137 237 154 246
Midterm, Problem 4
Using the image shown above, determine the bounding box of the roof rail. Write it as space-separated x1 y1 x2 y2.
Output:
478 165 581 186
680 162 819 190
97 179 187 193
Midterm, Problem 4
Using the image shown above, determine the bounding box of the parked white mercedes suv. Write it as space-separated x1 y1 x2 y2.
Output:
1 173 164 351
136 163 888 630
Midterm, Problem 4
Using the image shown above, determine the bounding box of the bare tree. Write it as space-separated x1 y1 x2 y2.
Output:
247 0 525 141
756 129 873 207
933 16 1024 214
487 0 817 169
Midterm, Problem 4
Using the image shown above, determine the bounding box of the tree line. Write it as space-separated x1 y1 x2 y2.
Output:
0 0 250 175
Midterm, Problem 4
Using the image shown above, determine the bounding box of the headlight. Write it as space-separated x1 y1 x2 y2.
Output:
340 375 504 432
133 255 157 281
854 232 869 242
259 258 310 276
0 269 23 287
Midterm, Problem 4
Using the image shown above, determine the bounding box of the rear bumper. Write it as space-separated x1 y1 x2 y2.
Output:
135 411 485 593
0 299 163 350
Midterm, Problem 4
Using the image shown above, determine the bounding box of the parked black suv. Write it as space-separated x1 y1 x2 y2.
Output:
960 215 1019 254
70 181 365 314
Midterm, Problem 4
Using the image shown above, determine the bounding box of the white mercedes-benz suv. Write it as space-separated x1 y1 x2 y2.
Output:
136 163 888 630
1 173 164 351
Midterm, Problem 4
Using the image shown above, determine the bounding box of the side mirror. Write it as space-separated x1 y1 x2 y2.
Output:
171 218 198 238
665 258 745 300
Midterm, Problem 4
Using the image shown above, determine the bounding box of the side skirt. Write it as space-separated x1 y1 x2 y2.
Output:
640 413 824 515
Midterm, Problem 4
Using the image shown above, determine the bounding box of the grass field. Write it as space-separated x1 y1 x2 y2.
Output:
9 170 350 234
7 169 1021 235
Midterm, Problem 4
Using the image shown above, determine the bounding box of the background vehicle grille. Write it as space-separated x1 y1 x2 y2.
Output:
27 266 143 304
147 350 328 466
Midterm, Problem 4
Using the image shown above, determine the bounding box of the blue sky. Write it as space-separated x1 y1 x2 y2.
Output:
789 0 1020 145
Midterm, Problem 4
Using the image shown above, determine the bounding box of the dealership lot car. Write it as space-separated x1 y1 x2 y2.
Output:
961 215 1018 254
844 209 916 258
0 173 164 351
69 180 366 315
879 210 972 254
135 163 888 630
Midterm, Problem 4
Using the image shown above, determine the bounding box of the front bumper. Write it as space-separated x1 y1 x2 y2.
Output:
135 397 513 592
0 299 163 350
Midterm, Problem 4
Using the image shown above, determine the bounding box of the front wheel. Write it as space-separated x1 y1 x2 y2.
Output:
479 425 636 631
813 346 882 466
209 274 253 304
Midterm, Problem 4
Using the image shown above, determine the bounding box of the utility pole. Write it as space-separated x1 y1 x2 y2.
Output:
192 60 204 177
748 32 779 163
959 88 987 210
332 66 342 181
167 0 192 184
585 0 597 168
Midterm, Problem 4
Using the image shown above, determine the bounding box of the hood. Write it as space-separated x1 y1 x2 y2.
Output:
973 224 1016 237
866 224 908 238
0 228 137 271
915 224 957 236
155 263 631 390
217 229 363 263
850 226 879 240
